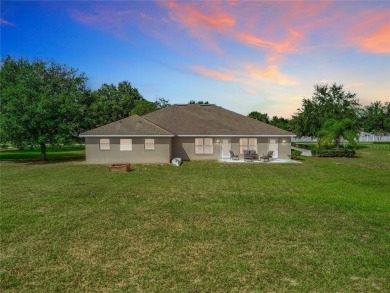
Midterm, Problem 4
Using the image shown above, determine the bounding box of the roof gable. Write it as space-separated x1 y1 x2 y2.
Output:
80 115 173 137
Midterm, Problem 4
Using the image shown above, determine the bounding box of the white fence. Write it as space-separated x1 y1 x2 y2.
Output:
357 133 390 142
292 133 390 143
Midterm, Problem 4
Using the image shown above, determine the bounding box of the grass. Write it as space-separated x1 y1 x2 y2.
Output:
1 145 389 292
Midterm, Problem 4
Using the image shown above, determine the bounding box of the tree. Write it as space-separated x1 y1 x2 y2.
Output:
269 116 290 131
360 101 390 138
290 83 360 137
87 81 144 128
131 98 170 116
0 56 89 160
248 111 269 123
317 118 359 149
385 102 390 132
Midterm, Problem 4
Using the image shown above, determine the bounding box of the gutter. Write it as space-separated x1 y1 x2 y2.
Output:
80 134 295 138
79 134 175 138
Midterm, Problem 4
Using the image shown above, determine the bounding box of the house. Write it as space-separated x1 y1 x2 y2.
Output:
80 104 295 163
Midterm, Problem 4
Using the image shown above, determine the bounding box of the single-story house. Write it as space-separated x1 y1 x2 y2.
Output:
80 104 295 164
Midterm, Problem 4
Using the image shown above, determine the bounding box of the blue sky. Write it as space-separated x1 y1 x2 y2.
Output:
1 1 389 117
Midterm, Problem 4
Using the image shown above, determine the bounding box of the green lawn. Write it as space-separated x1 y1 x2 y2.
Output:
1 145 389 292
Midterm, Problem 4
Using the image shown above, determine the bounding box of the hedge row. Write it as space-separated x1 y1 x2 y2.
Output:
312 149 356 157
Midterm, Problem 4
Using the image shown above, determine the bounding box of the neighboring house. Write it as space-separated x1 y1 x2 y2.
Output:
80 104 295 163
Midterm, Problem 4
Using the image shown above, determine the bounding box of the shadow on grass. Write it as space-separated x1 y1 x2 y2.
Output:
0 146 85 164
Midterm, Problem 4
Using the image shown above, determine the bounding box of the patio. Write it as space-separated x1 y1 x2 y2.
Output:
219 158 301 164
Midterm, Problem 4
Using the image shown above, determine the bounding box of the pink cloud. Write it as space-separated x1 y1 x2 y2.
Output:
191 63 298 86
69 1 389 89
162 1 236 53
347 10 390 54
353 22 390 54
166 1 236 31
191 66 237 82
246 64 299 86
235 29 304 62
70 1 389 57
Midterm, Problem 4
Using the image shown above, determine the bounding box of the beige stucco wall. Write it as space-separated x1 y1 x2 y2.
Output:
277 137 292 159
256 137 291 159
84 136 291 163
172 137 221 160
172 136 291 160
85 137 171 164
223 137 291 159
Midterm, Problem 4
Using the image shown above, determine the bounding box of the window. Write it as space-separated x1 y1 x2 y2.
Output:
239 138 257 154
195 138 213 154
120 139 132 151
99 138 110 150
145 138 155 150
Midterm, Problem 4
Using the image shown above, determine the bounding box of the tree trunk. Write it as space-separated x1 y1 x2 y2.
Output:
40 143 47 161
335 137 340 150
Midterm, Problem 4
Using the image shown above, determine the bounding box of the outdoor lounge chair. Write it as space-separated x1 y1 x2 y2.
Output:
243 150 259 161
260 151 273 162
229 150 239 160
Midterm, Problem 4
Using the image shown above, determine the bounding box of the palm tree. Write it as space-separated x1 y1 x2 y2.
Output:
317 118 359 149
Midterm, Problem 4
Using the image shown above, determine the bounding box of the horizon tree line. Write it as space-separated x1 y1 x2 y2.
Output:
1 56 389 159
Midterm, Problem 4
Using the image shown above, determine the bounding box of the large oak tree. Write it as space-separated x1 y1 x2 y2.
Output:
360 101 390 137
87 81 144 128
0 56 89 160
290 83 360 137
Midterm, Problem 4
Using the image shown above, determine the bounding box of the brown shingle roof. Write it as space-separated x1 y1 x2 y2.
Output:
80 115 173 136
143 104 295 136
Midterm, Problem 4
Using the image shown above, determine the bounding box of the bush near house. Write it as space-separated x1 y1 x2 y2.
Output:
290 149 302 159
312 149 356 157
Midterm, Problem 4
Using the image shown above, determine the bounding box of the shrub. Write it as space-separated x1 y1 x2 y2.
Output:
312 149 356 157
290 149 302 160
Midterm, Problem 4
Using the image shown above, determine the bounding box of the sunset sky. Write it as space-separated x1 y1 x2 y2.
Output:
1 1 389 117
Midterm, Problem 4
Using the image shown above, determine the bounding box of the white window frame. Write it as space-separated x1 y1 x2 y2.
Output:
99 138 110 150
145 138 155 150
195 138 213 155
239 138 257 154
120 139 132 151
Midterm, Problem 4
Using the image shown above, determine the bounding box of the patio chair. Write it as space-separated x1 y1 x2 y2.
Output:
260 151 273 162
229 150 239 160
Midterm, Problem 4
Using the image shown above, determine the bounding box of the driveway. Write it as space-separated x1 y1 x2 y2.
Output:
292 147 312 157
